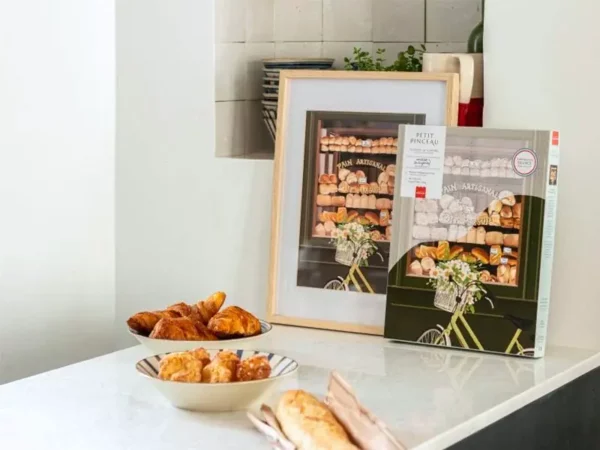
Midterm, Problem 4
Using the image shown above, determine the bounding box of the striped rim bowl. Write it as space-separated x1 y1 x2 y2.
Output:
136 349 298 384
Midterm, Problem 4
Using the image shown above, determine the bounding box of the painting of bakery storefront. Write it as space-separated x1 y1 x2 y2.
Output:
296 111 425 294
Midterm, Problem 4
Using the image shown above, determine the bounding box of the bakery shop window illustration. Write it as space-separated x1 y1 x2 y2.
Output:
296 111 425 294
386 127 557 356
406 136 528 287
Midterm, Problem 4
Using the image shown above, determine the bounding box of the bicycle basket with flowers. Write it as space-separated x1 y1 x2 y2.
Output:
330 222 377 267
428 260 487 313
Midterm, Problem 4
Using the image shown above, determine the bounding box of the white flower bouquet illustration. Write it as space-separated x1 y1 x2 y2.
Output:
330 222 377 267
428 260 487 314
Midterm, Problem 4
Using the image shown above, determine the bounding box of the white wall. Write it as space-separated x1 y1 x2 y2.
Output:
485 0 600 350
0 1 116 383
115 0 273 347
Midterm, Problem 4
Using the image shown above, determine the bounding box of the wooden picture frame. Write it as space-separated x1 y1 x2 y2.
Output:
267 70 459 335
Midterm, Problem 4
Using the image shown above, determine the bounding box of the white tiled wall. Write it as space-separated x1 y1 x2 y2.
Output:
215 0 482 158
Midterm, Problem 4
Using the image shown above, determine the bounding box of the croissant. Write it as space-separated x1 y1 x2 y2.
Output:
127 309 179 335
196 291 226 324
207 306 261 338
166 302 193 317
150 316 218 341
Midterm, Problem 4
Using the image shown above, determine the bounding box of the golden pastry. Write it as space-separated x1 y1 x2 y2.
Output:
127 310 179 335
150 316 218 341
196 291 226 324
189 347 211 367
207 306 262 338
202 350 240 383
158 352 203 383
166 302 193 317
236 355 272 382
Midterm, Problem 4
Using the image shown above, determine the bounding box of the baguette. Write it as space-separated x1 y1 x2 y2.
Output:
276 390 358 450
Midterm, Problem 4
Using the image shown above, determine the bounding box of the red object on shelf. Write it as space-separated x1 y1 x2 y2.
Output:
459 98 484 127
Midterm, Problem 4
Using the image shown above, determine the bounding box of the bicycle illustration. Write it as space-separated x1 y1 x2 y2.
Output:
324 250 384 292
323 222 382 293
417 262 535 356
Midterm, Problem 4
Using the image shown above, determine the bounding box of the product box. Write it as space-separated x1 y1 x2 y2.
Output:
386 126 559 358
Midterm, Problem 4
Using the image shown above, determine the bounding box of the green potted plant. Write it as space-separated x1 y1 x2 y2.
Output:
344 45 426 72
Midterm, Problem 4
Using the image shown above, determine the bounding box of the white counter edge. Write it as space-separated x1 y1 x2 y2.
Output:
414 350 600 450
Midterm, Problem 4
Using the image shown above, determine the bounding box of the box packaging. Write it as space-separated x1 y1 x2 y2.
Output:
386 126 559 357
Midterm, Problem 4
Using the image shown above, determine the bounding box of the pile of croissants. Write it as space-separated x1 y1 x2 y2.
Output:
127 292 261 341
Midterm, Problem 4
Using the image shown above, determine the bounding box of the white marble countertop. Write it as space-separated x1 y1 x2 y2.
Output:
1 325 599 450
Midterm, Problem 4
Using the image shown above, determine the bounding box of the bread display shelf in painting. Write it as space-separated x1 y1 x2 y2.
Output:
386 126 559 358
298 111 425 297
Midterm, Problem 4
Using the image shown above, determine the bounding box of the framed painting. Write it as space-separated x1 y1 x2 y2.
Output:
267 71 459 334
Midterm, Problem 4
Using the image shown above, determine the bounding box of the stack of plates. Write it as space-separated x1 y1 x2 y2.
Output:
261 58 335 141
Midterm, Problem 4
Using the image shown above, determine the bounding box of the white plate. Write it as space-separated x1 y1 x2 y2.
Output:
136 349 299 412
129 320 273 353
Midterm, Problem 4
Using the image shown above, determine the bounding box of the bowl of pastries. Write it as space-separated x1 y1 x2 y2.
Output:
136 348 299 412
127 291 272 353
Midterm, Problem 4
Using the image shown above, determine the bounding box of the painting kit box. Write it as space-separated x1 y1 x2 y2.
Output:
386 126 559 357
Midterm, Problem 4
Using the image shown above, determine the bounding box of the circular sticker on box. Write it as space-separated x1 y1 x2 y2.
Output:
512 148 538 177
